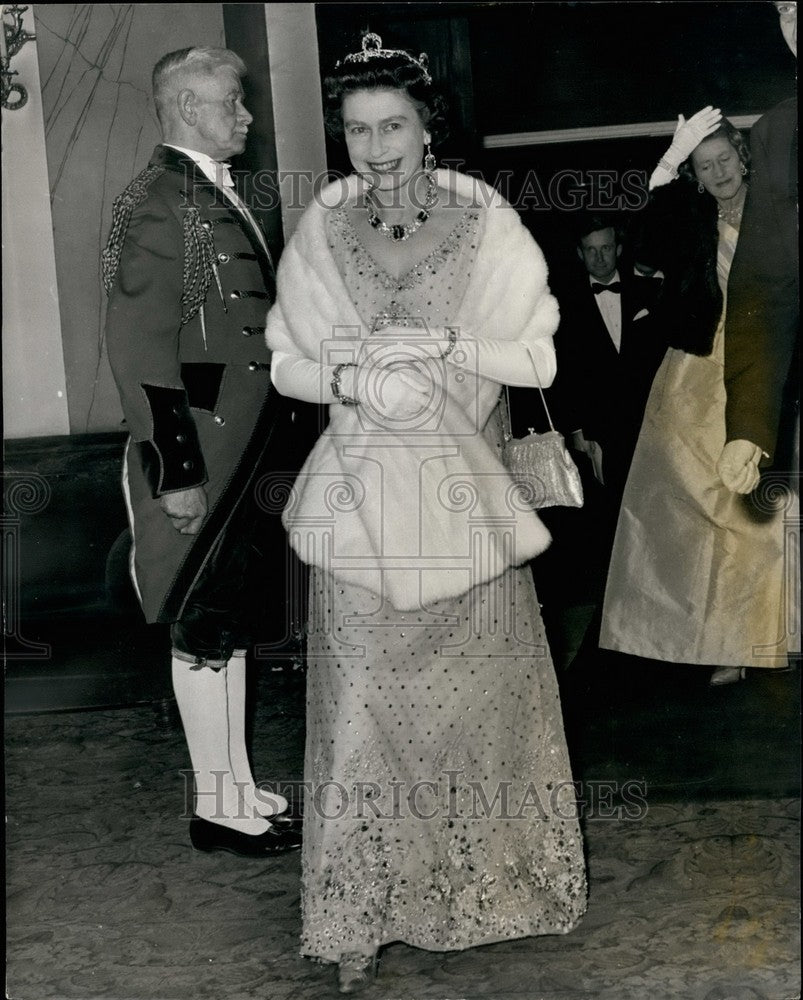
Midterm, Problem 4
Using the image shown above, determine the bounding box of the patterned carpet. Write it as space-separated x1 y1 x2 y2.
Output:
6 667 801 1000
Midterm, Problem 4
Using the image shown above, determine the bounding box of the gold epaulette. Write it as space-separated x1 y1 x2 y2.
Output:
101 164 166 295
101 164 217 325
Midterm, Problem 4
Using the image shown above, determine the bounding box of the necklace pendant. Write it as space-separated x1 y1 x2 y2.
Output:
364 171 438 244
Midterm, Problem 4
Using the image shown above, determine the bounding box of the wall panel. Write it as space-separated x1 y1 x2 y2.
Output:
33 4 226 433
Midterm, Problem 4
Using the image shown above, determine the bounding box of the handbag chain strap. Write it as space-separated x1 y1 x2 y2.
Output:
503 347 556 438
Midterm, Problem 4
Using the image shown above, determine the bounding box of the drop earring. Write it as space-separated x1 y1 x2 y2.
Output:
424 141 437 174
697 182 705 194
740 163 747 176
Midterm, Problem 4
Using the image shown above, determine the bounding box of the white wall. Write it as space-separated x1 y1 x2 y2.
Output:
2 4 70 439
264 2 327 240
2 3 325 438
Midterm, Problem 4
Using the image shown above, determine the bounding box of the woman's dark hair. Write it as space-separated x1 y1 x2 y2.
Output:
679 116 752 182
323 46 448 144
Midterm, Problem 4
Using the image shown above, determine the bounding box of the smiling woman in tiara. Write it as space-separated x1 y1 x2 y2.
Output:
266 32 587 993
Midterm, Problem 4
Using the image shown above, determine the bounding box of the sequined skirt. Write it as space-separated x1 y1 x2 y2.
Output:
301 566 587 961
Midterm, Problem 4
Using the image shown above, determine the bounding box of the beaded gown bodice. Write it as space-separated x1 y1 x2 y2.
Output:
327 207 481 334
325 207 508 455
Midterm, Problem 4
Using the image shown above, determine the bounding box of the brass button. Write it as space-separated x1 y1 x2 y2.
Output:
214 415 225 426
182 459 194 471
217 252 230 264
201 220 212 231
242 326 264 337
230 290 241 299
176 433 186 444
248 361 270 372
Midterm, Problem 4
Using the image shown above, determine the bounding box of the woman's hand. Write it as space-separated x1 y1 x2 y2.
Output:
716 439 763 494
571 430 604 485
358 364 436 424
663 106 723 170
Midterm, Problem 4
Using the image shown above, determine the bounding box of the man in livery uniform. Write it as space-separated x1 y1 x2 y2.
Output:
103 47 300 855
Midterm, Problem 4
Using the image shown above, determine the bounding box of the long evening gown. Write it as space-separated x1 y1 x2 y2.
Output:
600 218 796 667
300 207 587 962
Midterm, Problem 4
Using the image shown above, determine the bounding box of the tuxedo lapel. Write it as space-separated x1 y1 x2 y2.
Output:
619 281 634 356
618 277 654 358
583 284 620 363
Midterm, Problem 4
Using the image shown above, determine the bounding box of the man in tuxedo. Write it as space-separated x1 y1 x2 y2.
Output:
526 217 664 638
552 215 664 501
103 47 300 856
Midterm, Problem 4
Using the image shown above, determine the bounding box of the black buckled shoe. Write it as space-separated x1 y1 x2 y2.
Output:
189 816 302 856
260 812 303 830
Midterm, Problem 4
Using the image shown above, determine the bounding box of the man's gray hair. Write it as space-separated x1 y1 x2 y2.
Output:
152 47 247 123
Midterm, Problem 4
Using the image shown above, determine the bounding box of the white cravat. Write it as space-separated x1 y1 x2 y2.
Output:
590 271 622 353
215 160 235 190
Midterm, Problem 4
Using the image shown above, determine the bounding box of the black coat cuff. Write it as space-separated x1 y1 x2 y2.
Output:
138 385 208 497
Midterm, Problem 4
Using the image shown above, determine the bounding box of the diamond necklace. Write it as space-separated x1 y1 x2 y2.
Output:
717 202 745 226
365 172 438 242
717 186 747 227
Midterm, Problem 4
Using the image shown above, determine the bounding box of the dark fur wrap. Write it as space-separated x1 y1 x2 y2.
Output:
633 177 724 357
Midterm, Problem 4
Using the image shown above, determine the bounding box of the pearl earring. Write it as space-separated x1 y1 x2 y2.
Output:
740 163 747 176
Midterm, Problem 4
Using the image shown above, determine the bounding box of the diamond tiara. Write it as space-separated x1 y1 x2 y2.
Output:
336 32 432 85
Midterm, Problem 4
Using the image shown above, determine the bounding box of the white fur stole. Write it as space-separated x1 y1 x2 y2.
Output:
266 170 557 610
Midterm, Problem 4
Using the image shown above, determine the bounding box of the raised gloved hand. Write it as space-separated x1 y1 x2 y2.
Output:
662 106 723 170
716 439 763 494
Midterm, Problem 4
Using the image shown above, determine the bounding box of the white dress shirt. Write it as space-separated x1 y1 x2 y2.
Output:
590 270 622 353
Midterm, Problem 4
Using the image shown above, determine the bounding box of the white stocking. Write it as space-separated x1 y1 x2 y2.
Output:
225 655 289 818
171 656 269 834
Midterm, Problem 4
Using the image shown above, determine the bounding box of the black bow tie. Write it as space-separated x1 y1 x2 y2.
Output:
592 281 621 294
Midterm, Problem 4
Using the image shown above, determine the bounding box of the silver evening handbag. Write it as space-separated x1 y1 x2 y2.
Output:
501 375 584 510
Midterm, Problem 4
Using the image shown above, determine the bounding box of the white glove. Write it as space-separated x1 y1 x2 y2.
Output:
716 439 763 494
662 106 722 170
585 440 604 486
571 430 604 485
358 365 435 424
365 324 560 389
